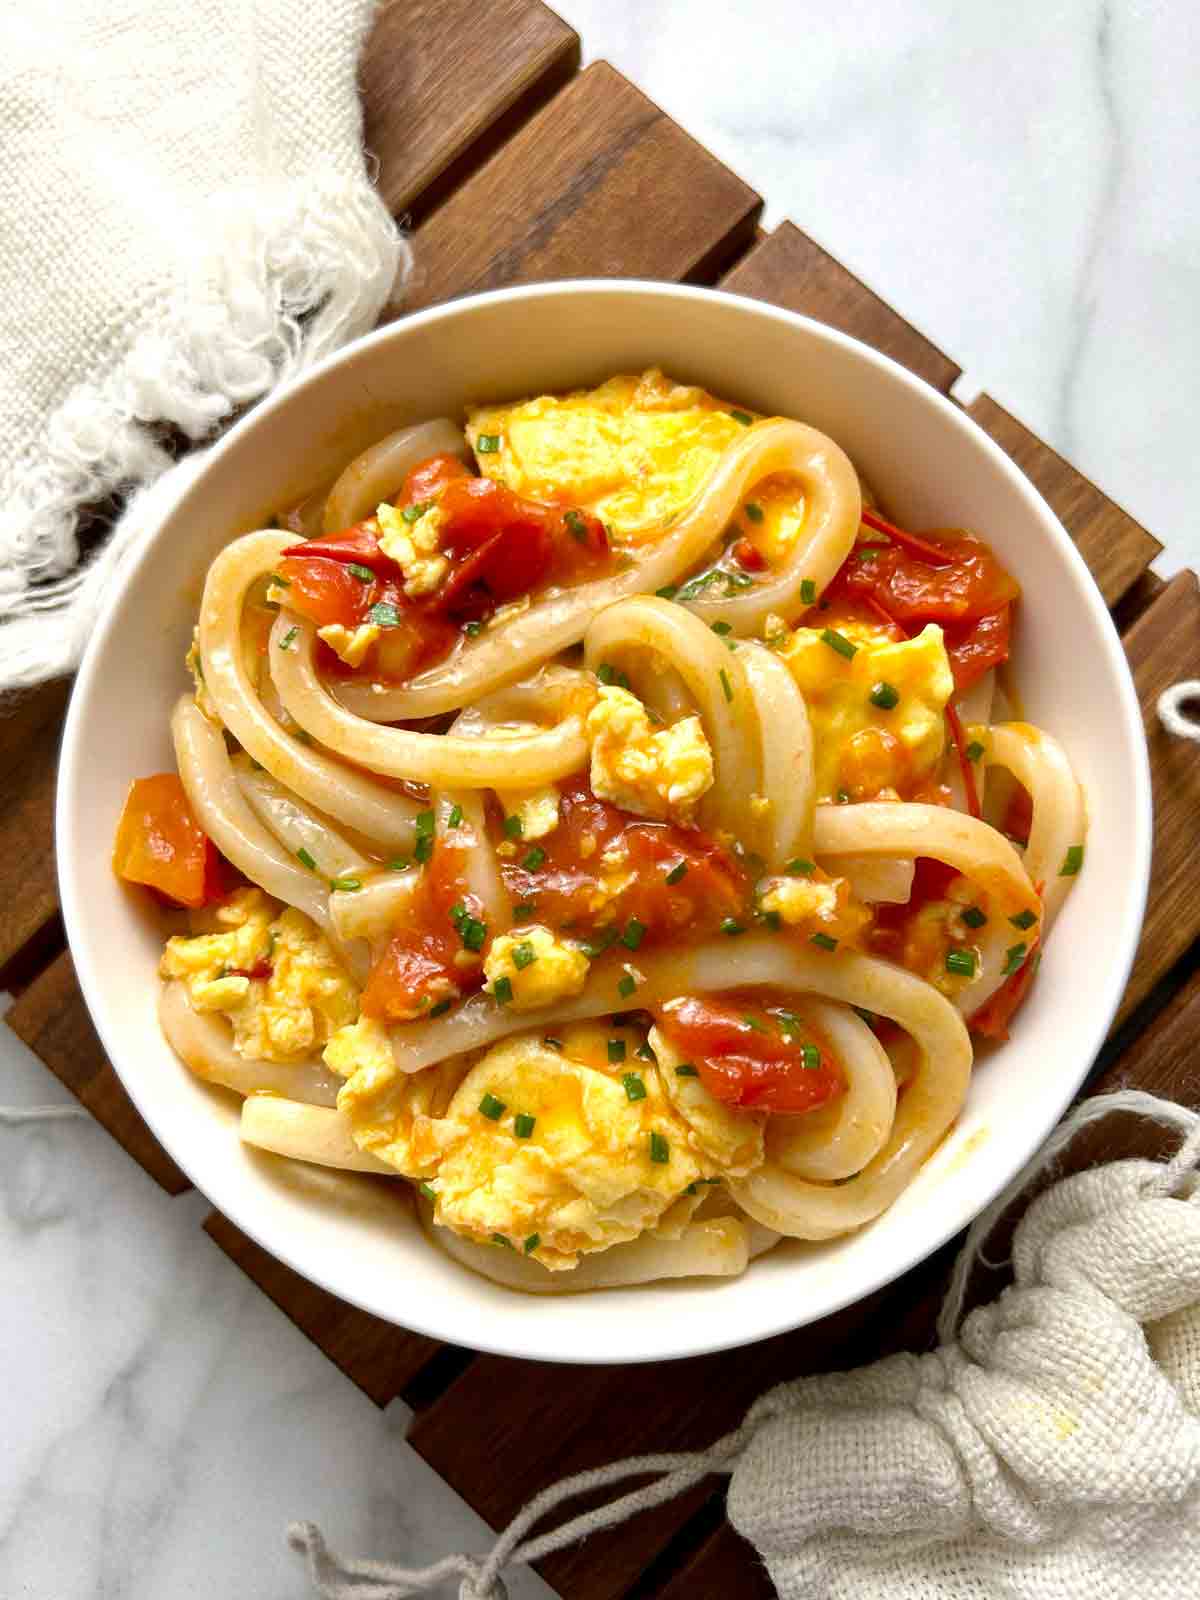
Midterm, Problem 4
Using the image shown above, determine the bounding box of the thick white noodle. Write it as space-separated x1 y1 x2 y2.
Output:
270 611 591 788
822 854 915 904
198 531 420 851
159 981 342 1105
985 723 1087 928
330 871 418 953
945 669 995 813
235 758 371 881
322 419 470 533
240 1098 395 1172
333 419 860 722
763 1000 896 1182
583 596 759 842
738 640 815 867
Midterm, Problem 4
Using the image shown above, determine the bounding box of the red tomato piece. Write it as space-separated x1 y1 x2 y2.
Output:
283 520 391 569
360 837 482 1022
970 940 1040 1041
732 537 767 572
655 994 843 1114
113 774 221 908
398 452 472 509
276 554 380 629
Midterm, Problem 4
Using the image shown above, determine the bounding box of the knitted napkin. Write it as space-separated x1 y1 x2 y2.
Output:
0 0 404 692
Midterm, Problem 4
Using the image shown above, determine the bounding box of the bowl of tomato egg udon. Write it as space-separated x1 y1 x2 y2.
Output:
58 282 1150 1364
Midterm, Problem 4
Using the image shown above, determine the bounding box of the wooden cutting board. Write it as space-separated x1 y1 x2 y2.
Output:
5 4 1198 1594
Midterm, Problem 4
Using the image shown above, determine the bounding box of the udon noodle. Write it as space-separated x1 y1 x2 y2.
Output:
112 369 1085 1293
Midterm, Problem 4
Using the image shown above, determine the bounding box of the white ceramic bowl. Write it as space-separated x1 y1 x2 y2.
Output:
58 281 1152 1365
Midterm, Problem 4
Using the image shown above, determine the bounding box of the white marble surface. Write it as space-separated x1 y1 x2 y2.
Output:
4 4 1198 1597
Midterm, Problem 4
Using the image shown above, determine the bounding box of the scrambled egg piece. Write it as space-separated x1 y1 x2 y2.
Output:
758 876 839 925
317 621 380 667
494 783 559 842
467 370 799 548
328 1014 468 1178
161 888 357 1060
376 501 449 597
586 684 714 822
483 925 590 1010
649 1026 765 1176
416 1036 704 1268
777 620 953 801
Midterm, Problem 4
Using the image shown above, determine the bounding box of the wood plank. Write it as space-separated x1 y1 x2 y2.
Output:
408 1288 890 1600
1118 571 1200 1023
0 679 69 973
968 393 1161 606
4 951 189 1196
402 61 762 313
203 1210 443 1407
362 0 579 223
720 221 961 395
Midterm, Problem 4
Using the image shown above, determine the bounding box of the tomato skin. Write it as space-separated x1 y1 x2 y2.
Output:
656 995 843 1114
277 554 381 629
113 774 221 908
732 537 767 572
360 838 481 1022
399 453 472 508
970 941 1039 1040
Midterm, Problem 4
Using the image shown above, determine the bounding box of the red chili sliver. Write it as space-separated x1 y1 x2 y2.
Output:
113 774 220 908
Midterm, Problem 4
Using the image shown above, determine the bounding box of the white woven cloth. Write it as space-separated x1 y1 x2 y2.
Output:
289 1093 1200 1600
0 0 404 692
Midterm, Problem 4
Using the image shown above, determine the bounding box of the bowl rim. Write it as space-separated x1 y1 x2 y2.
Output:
57 278 1154 1364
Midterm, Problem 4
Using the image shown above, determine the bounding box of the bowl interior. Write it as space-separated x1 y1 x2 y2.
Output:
58 282 1150 1364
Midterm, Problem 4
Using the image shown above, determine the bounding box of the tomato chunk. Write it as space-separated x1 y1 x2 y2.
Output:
113 774 221 908
360 839 482 1021
655 994 843 1114
970 941 1040 1041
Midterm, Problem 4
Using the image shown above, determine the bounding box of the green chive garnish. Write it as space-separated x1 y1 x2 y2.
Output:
512 940 536 970
514 1113 536 1139
719 667 733 702
279 625 298 650
720 917 745 936
504 814 524 839
665 860 688 885
347 562 375 583
649 1131 670 1164
414 809 435 864
777 1011 803 1037
492 976 513 1005
1003 942 1028 976
711 620 733 636
741 1014 768 1033
447 803 463 828
869 681 900 710
542 1036 563 1050
367 601 401 628
428 998 453 1018
622 1073 646 1102
296 847 317 870
1010 908 1037 930
583 927 619 958
459 917 487 953
513 900 536 918
744 503 764 524
330 876 361 892
786 858 816 876
517 848 545 875
401 501 431 523
387 858 410 871
800 579 817 605
656 584 679 600
1060 844 1084 877
479 1092 506 1120
420 1182 437 1201
962 906 987 929
607 1039 627 1063
635 1041 654 1061
463 621 483 638
966 740 985 762
810 932 838 951
675 1063 699 1078
524 1233 540 1254
621 918 645 951
945 948 976 978
729 409 753 426
476 434 501 453
492 1233 513 1248
821 627 858 660
800 1042 821 1071
617 974 637 997
564 508 589 543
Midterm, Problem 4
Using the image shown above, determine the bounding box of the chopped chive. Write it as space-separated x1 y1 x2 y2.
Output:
711 620 733 636
836 788 851 804
810 931 839 951
479 1092 506 1120
513 900 537 918
447 803 463 828
762 909 782 931
649 1131 670 1164
414 834 434 864
329 876 361 892
542 1036 563 1050
492 1233 513 1248
743 501 764 523
270 572 291 587
869 681 900 710
564 508 589 543
664 859 688 885
966 740 985 763
820 627 858 660
729 409 753 426
514 1112 536 1139
346 562 376 583
1010 908 1037 930
463 621 483 638
367 602 402 627
492 976 513 1005
635 1041 654 1061
741 1014 768 1033
621 918 646 951
420 1182 437 1201
622 1073 646 1102
504 814 524 839
401 500 431 523
415 809 436 834
475 433 501 454
1060 844 1084 877
428 998 453 1018
459 916 487 953
800 1042 821 1071
945 948 977 978
522 846 546 871
524 1233 540 1254
279 625 298 651
607 1038 627 1063
720 917 745 936
583 927 619 958
777 1010 803 1037
512 940 537 970
296 847 317 870
656 584 679 600
675 1063 699 1077
617 974 637 997
1002 942 1028 976
800 578 817 605
387 857 410 871
719 667 733 702
962 905 987 929
786 858 816 876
